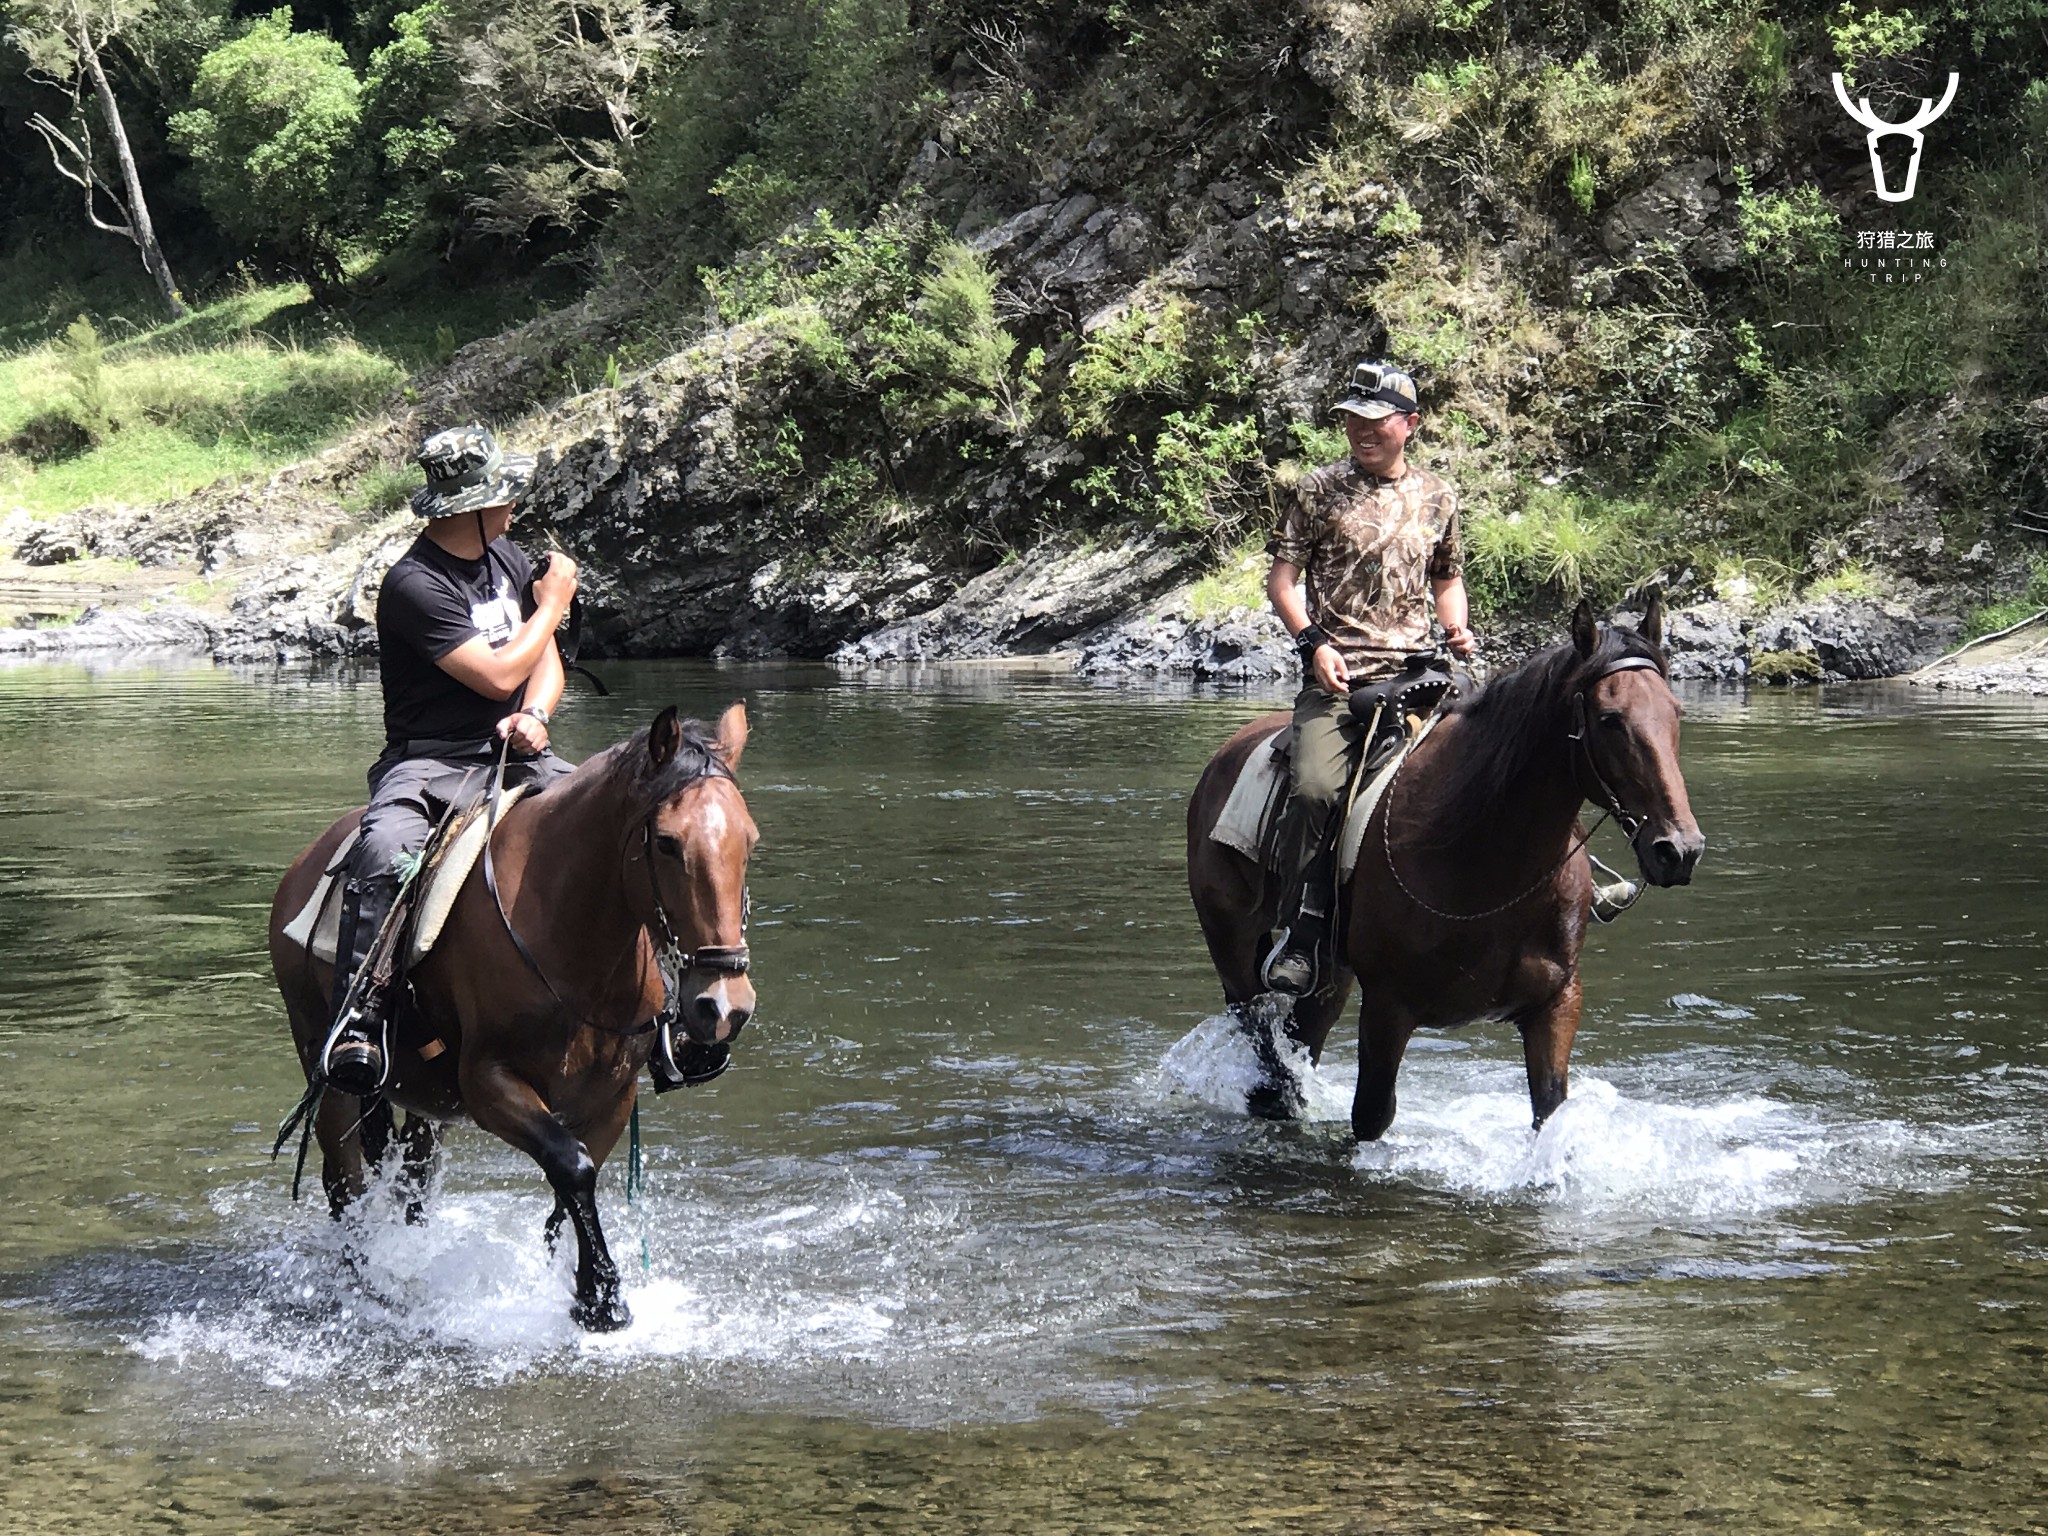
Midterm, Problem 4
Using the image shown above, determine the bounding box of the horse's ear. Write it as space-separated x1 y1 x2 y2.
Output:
714 700 748 770
1570 597 1598 659
649 706 681 771
1638 584 1665 650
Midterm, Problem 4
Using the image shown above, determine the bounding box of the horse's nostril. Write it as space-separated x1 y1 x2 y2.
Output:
692 995 721 1022
728 1007 752 1034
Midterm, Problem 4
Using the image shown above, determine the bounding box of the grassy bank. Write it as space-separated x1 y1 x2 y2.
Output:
0 251 567 518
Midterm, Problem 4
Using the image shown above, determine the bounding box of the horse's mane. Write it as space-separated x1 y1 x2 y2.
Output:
1432 624 1667 818
599 716 733 816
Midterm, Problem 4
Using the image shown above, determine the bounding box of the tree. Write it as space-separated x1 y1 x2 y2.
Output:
440 0 683 237
169 10 365 303
3 0 187 317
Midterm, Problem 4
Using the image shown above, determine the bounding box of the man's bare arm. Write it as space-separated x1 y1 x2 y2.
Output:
1270 558 1349 693
434 555 578 699
1432 575 1478 657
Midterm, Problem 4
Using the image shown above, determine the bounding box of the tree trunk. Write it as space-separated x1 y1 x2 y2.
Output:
79 33 186 320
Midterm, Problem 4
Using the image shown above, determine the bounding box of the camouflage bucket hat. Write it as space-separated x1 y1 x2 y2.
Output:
410 424 537 519
1331 360 1419 421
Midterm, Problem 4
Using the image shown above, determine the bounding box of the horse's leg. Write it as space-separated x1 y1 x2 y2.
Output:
466 1066 632 1331
395 1113 440 1226
358 1094 394 1170
315 1092 369 1219
1353 1001 1416 1143
1192 878 1265 1007
1289 965 1355 1064
1515 976 1583 1131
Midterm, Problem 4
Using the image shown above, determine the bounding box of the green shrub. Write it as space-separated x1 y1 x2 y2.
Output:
56 316 115 443
1828 4 1930 88
1063 297 1198 437
1750 648 1823 684
1733 170 1840 267
1374 198 1424 239
1963 558 2048 638
170 11 366 302
1742 19 1791 101
878 242 1041 434
1566 152 1596 214
1151 406 1264 533
1462 487 1667 613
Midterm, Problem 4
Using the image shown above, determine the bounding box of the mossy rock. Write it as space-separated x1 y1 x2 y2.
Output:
1749 648 1823 685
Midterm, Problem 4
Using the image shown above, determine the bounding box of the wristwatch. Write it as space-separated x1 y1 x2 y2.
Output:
522 705 551 727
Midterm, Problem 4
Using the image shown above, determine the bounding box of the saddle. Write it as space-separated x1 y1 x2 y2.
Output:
1210 652 1468 879
279 783 531 970
1347 651 1465 746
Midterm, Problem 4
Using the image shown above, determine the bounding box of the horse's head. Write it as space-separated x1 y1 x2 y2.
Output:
642 702 759 1044
1568 591 1706 887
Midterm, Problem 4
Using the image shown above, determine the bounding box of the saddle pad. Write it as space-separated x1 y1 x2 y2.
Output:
1208 713 1444 879
280 828 361 963
1209 730 1288 863
407 785 530 968
1337 712 1441 879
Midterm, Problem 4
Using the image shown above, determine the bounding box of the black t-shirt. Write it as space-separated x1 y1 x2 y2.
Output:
376 533 536 752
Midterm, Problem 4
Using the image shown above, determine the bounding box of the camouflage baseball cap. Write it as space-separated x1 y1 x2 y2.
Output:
1331 360 1420 421
409 424 537 519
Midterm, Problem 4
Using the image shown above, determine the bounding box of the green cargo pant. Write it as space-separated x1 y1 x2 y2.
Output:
1272 682 1368 919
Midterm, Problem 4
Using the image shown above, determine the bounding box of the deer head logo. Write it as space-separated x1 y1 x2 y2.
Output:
1832 73 1960 203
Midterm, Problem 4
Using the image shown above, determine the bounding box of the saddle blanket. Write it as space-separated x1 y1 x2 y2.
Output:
1209 714 1442 879
279 786 531 969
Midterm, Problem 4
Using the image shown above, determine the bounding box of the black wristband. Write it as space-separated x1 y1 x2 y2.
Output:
1295 624 1334 663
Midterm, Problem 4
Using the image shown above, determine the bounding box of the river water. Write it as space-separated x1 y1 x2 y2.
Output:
1 658 2045 1534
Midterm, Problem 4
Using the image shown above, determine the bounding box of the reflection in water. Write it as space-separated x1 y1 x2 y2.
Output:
2 661 2047 1532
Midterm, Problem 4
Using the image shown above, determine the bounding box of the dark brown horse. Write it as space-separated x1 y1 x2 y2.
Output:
268 704 758 1330
1187 597 1704 1141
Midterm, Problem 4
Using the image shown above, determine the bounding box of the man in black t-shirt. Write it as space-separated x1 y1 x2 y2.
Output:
322 425 580 1095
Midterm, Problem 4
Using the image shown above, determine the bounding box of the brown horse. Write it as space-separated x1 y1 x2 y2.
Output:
268 703 758 1330
1187 597 1704 1141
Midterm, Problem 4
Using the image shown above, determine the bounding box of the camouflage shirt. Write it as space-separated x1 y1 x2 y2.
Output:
1266 458 1462 680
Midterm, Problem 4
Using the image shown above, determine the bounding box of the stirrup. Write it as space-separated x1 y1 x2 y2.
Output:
324 1035 386 1096
1260 928 1319 997
323 983 390 1095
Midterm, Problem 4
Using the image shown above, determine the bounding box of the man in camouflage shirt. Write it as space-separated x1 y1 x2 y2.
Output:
1261 361 1478 996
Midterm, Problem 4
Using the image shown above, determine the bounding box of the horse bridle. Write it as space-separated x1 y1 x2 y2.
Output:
638 816 751 980
1565 653 1665 844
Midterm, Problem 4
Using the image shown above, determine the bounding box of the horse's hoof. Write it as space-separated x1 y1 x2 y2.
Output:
572 1295 633 1332
1246 1080 1305 1121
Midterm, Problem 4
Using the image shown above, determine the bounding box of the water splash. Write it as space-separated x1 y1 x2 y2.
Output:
1352 1064 1943 1223
1150 1005 1354 1122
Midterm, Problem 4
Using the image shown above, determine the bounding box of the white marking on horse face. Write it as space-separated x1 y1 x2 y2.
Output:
696 798 729 843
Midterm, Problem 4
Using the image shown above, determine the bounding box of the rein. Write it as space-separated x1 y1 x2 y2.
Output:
1378 652 1662 923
